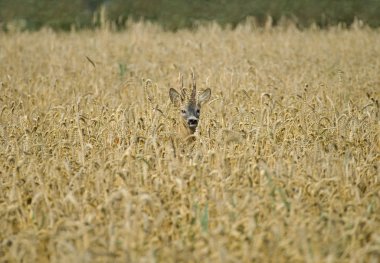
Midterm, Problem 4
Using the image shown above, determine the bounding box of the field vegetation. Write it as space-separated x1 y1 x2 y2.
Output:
0 21 379 262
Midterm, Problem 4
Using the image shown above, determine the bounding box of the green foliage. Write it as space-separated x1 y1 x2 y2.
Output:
0 0 92 30
200 204 209 233
118 63 127 79
1 0 380 30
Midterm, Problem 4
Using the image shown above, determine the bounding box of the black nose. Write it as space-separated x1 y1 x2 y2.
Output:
188 119 198 126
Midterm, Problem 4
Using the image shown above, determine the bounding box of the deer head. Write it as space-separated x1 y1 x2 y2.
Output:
169 73 211 134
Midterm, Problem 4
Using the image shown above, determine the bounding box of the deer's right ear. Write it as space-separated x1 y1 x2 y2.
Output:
198 88 211 105
169 88 182 106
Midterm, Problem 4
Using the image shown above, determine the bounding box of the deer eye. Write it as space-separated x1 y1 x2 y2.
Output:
196 109 200 114
181 109 186 114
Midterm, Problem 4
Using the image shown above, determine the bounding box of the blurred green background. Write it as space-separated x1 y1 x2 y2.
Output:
1 0 379 31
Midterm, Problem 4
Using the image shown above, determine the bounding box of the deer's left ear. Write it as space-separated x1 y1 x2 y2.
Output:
169 88 183 107
198 88 211 105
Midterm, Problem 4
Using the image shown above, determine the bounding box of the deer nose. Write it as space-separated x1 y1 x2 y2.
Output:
188 118 198 127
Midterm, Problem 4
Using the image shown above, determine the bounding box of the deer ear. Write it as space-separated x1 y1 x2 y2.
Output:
169 88 182 106
198 88 211 105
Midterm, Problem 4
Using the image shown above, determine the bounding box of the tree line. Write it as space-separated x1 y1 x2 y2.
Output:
1 0 379 31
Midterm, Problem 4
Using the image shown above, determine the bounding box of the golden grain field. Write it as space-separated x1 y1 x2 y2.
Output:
0 22 379 262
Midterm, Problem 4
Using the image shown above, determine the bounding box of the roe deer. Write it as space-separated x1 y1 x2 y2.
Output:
169 73 211 137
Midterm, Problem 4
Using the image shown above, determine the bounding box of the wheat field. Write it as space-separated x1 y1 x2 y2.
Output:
0 22 379 262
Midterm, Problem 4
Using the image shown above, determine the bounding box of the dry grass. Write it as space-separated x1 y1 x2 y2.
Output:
0 22 379 262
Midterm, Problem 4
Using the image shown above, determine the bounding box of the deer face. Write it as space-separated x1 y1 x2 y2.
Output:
169 74 211 134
